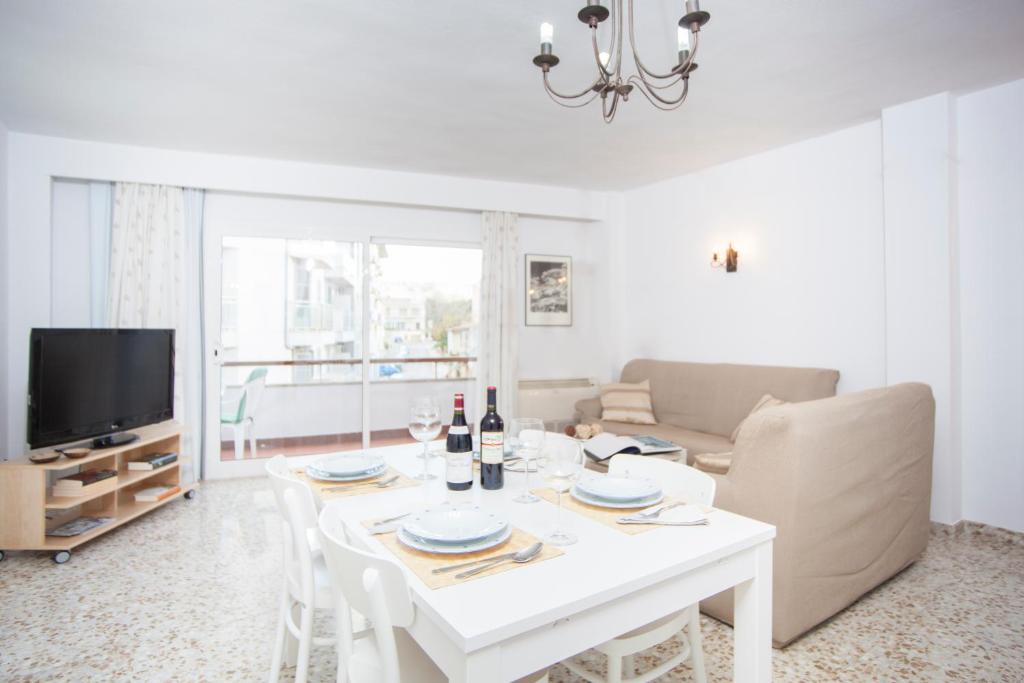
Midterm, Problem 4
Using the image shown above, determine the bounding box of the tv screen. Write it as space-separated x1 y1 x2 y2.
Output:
28 328 175 449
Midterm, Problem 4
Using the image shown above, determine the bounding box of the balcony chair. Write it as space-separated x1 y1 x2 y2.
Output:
562 454 714 683
221 367 267 459
267 457 369 683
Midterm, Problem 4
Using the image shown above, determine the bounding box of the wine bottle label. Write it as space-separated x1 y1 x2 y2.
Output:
448 425 469 435
481 432 504 465
446 450 472 484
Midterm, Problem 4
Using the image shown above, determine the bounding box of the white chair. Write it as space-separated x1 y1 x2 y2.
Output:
222 367 267 459
562 454 714 683
267 457 368 683
317 509 551 683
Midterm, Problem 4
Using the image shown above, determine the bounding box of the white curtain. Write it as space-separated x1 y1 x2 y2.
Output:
477 211 519 421
108 183 194 478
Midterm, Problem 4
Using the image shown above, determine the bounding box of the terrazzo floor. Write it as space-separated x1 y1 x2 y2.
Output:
1 477 1021 682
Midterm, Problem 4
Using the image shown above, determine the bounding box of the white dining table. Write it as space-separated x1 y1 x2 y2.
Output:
307 441 775 682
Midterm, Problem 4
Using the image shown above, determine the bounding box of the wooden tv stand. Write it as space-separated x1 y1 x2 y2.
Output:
0 421 196 564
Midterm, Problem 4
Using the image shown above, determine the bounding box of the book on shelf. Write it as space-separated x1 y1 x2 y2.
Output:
46 516 115 537
127 452 179 471
582 433 683 463
133 484 181 503
52 469 118 496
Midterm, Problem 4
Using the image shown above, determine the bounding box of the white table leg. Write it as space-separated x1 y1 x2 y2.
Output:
448 645 501 683
733 540 773 682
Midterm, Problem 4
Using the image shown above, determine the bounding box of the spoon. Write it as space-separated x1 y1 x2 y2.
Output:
454 542 543 579
323 474 400 492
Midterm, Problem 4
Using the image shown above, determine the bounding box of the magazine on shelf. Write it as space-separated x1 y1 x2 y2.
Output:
582 433 683 462
53 469 118 496
128 452 179 471
134 485 181 503
46 516 114 537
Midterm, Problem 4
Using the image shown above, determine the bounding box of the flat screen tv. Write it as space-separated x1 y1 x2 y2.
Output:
28 328 175 449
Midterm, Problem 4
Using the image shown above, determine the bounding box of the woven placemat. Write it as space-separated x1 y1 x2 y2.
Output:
531 490 712 535
364 521 564 590
294 467 419 500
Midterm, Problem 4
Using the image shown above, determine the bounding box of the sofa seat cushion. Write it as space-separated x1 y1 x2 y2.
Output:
693 452 733 475
592 420 733 465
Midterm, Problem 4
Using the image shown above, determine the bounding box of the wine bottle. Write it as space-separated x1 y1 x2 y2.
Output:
480 386 504 490
445 393 473 491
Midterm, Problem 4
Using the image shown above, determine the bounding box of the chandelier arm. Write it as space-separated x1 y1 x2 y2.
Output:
602 90 621 123
543 69 603 101
627 75 690 110
591 27 613 79
627 0 700 81
545 86 601 109
590 1 619 78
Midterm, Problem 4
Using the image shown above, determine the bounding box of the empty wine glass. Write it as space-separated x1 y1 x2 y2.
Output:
509 418 545 504
541 437 584 546
409 397 442 481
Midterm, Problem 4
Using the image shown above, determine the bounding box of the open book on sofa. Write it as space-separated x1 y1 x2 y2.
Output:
582 433 682 462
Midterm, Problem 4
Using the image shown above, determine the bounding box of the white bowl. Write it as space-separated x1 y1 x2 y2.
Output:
402 505 509 544
576 476 661 502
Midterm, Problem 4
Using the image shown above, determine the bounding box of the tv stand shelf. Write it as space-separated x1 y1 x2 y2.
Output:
0 421 196 564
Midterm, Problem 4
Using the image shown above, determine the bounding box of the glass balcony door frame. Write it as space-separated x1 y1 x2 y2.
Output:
202 220 480 479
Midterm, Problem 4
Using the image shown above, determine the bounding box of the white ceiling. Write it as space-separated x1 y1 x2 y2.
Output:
1 0 1023 191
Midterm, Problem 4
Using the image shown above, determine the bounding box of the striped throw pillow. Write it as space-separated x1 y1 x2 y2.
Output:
600 379 657 425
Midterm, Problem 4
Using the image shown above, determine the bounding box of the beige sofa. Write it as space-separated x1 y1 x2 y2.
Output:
575 359 841 463
575 360 935 646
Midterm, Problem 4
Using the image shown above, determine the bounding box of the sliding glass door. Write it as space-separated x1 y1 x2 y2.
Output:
203 225 480 479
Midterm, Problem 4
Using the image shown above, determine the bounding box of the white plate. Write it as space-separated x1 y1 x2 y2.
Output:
305 462 387 482
402 505 509 544
571 485 664 509
396 525 513 555
576 476 662 502
311 452 386 477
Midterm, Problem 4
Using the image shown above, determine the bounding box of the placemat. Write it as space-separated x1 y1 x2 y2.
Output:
294 467 418 500
364 521 564 590
531 489 713 535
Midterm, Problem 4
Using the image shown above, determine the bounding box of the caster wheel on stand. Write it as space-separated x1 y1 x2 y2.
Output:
184 489 197 500
52 550 71 564
0 549 6 562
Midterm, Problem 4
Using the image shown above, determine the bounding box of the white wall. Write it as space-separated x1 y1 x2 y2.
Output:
881 93 960 524
617 122 888 394
957 80 1024 533
0 119 8 453
4 134 614 456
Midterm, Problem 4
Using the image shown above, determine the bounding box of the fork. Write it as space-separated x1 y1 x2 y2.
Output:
619 501 686 522
323 474 400 492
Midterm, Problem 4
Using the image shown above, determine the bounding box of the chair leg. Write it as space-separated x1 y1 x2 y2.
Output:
606 652 623 683
285 601 300 666
687 608 708 683
268 583 290 683
248 419 258 459
622 654 635 680
295 603 314 683
233 423 245 460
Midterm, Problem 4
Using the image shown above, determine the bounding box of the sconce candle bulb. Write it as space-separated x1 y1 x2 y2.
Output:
711 242 739 272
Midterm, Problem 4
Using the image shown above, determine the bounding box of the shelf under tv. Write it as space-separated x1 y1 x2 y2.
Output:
0 421 197 564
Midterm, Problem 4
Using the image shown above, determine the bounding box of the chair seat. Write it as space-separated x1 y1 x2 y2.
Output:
348 628 446 683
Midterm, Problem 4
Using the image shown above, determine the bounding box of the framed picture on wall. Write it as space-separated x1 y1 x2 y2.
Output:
525 254 572 326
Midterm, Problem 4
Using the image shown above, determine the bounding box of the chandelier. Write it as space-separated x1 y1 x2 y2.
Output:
532 0 711 123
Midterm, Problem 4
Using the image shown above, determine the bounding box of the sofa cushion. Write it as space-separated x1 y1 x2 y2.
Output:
599 379 657 425
593 420 732 465
730 393 786 442
619 359 840 437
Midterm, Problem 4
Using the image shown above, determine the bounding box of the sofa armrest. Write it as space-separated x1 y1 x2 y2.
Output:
574 397 602 423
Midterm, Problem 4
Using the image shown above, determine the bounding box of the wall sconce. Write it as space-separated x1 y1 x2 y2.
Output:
711 243 739 272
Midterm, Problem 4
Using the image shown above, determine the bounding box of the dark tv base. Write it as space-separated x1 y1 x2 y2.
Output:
92 432 140 449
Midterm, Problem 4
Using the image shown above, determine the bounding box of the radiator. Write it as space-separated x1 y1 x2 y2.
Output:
517 378 598 423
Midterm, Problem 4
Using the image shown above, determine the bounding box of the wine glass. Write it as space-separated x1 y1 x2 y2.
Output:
509 418 545 504
541 437 584 546
409 397 442 481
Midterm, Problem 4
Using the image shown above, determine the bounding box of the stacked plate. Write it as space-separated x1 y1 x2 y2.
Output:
305 452 387 482
398 505 512 554
571 476 664 509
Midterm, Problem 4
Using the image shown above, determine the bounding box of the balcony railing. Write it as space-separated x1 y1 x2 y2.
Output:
222 356 476 384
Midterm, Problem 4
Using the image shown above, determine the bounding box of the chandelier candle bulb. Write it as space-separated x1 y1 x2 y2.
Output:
540 22 553 48
677 26 690 62
599 51 610 67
